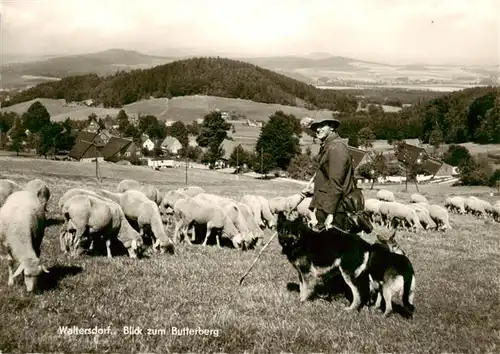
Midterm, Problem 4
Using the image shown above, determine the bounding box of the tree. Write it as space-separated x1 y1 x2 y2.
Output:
287 153 318 181
348 133 359 148
22 101 50 133
255 111 301 174
196 111 231 166
117 109 129 134
429 127 444 150
228 144 252 170
442 144 472 167
187 121 201 136
36 122 63 157
357 127 375 149
167 121 189 148
9 117 26 155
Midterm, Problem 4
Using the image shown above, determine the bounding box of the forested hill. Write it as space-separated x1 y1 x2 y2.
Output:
2 57 357 112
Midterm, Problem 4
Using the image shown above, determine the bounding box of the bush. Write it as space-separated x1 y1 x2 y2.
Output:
287 153 318 181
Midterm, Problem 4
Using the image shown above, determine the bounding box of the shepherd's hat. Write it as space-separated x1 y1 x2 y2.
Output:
309 117 341 131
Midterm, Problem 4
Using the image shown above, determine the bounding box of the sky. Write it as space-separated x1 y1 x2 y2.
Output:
0 0 498 65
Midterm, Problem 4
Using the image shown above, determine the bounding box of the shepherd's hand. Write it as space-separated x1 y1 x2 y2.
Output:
324 214 334 230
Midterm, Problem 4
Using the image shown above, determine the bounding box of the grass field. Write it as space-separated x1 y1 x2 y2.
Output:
0 156 499 353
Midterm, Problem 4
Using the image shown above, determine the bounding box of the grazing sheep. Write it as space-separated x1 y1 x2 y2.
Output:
61 194 143 258
97 189 174 253
428 204 452 231
0 179 21 207
176 186 205 197
492 203 500 222
117 179 161 205
117 179 141 193
235 202 265 248
478 199 494 216
376 189 396 202
379 201 423 231
25 179 50 211
445 196 466 214
161 190 190 212
58 188 105 210
172 197 242 248
256 196 277 229
464 197 487 218
241 195 265 228
410 193 428 204
269 194 304 215
193 193 260 248
407 204 436 230
0 190 49 292
365 198 383 224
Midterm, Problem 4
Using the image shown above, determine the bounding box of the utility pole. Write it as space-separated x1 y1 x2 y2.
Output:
52 136 56 159
236 147 239 178
81 139 101 182
185 152 188 185
260 146 263 178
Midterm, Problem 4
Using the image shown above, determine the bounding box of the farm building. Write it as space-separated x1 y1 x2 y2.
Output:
74 130 106 147
67 141 105 162
161 136 182 155
141 135 155 151
100 137 142 162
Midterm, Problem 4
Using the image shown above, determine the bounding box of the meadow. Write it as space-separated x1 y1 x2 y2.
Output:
0 156 499 353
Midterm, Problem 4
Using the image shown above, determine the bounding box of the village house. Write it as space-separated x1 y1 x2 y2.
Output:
161 136 182 155
100 136 142 162
141 135 155 151
67 141 105 162
164 119 176 127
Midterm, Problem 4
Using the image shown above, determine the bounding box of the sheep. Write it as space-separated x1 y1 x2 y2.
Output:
410 193 428 204
241 195 266 228
376 189 396 202
464 197 487 218
235 202 265 248
256 196 277 229
25 179 50 211
478 199 494 217
58 188 105 210
0 190 49 292
407 203 436 230
176 186 205 197
428 204 452 231
97 189 174 253
61 194 143 258
296 197 318 225
445 196 466 214
492 203 500 222
193 193 261 248
365 198 383 224
172 197 242 248
269 194 303 215
117 179 161 205
0 179 21 207
117 179 141 193
379 201 423 231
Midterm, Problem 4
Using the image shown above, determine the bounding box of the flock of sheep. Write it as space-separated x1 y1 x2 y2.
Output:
364 189 500 233
0 177 316 293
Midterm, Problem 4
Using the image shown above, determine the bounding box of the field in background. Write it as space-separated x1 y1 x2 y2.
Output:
0 156 498 353
0 96 335 124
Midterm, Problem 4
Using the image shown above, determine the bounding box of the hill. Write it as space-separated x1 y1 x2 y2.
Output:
1 49 177 89
3 57 358 112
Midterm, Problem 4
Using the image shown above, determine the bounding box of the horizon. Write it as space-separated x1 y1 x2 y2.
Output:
0 0 498 67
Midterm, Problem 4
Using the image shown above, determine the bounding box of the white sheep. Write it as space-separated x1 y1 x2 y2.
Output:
193 193 261 248
0 179 21 207
379 201 423 231
296 197 318 225
97 189 174 253
58 188 105 210
241 195 265 228
176 186 205 197
172 197 242 248
407 203 436 230
464 197 487 218
117 179 161 205
410 193 428 204
25 179 50 211
478 199 494 216
444 196 466 214
269 194 304 215
428 204 452 231
492 203 500 222
376 189 396 202
365 198 383 224
256 196 277 229
61 194 143 258
0 190 50 292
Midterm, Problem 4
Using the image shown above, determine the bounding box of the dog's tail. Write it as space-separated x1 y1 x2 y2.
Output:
402 271 416 318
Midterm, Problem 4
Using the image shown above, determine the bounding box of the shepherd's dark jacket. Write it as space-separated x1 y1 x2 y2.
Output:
309 134 355 216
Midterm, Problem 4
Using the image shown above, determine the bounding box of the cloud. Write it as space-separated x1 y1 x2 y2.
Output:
0 0 498 64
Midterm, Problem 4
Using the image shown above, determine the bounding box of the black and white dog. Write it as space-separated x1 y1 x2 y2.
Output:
277 211 415 317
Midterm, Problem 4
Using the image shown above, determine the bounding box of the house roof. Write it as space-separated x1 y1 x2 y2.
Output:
394 142 427 165
348 146 369 169
68 141 104 160
422 156 444 176
100 136 133 160
75 130 105 147
161 136 182 149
